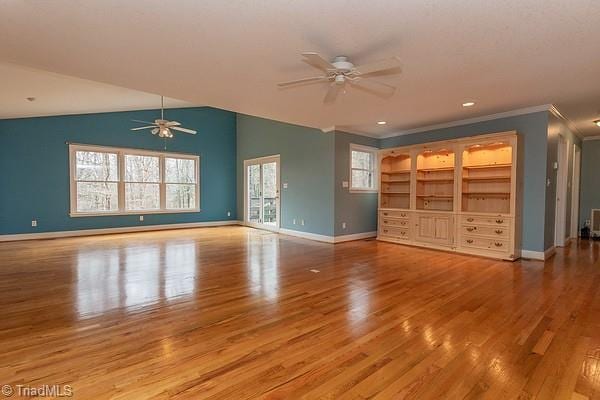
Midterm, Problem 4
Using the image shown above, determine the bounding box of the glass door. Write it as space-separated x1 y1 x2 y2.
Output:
244 156 280 230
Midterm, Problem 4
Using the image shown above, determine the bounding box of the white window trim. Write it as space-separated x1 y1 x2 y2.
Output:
69 143 200 217
349 143 378 193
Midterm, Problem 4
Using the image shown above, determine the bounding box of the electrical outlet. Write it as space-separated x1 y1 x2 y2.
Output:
31 220 37 227
139 215 144 222
342 181 349 188
293 219 297 225
342 222 347 230
283 182 288 189
227 211 231 217
301 219 305 226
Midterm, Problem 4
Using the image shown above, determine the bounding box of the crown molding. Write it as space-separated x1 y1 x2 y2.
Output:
549 105 584 140
379 104 553 139
583 135 600 141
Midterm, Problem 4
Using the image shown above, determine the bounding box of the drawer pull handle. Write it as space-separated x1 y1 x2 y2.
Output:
384 220 388 224
466 227 476 232
467 217 474 222
495 229 503 235
494 242 503 247
466 239 474 244
383 213 388 216
495 219 504 224
384 230 388 233
401 231 406 235
401 213 406 217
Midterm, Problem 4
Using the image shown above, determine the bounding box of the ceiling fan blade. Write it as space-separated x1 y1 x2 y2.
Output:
353 57 402 76
278 76 328 87
165 121 181 127
324 83 342 103
130 126 156 131
131 119 156 125
302 52 335 71
348 78 397 98
171 126 197 134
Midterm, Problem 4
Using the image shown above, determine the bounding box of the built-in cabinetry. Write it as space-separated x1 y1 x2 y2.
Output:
377 131 521 260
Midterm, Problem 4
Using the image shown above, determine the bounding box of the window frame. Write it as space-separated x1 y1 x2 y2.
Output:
69 144 200 217
349 143 378 193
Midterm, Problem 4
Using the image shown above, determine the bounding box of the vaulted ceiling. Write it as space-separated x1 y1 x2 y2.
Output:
1 1 599 137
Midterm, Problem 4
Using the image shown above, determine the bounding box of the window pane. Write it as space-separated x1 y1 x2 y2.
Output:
166 184 196 209
352 169 373 189
124 155 160 182
76 151 118 181
77 182 118 212
351 150 372 170
165 158 196 184
125 183 160 210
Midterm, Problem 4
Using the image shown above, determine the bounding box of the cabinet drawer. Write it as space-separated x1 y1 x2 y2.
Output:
381 218 410 228
461 224 509 238
461 235 509 252
461 215 510 227
380 210 410 219
380 226 410 240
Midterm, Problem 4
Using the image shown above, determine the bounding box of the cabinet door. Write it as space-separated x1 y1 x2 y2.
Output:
415 214 453 246
415 215 436 242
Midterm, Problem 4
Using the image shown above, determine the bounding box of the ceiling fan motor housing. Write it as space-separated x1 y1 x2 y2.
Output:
331 56 354 72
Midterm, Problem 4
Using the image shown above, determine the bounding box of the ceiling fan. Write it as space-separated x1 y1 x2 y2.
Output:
278 52 402 103
131 96 197 138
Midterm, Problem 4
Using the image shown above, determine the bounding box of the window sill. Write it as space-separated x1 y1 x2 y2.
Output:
70 209 201 217
349 189 378 194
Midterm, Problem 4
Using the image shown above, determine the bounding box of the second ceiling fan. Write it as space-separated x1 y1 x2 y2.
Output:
278 52 402 103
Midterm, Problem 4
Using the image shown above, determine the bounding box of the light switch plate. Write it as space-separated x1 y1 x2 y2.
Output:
342 181 349 188
283 182 288 189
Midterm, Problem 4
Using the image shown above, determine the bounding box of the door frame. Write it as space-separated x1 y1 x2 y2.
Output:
243 155 281 232
570 144 581 239
554 135 568 247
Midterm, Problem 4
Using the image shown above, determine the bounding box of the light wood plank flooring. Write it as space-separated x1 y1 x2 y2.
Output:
0 226 599 399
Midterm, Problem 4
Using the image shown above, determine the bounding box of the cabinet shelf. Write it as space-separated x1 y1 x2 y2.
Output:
463 176 510 181
416 195 453 199
382 191 410 195
463 192 510 196
463 163 512 169
382 170 410 174
417 167 455 172
417 178 454 182
382 178 410 183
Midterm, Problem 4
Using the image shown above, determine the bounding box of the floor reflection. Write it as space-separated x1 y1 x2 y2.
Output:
246 232 279 301
76 241 196 319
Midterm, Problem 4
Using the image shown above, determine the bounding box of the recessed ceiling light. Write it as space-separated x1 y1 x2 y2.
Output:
377 121 387 125
462 101 475 107
594 120 600 127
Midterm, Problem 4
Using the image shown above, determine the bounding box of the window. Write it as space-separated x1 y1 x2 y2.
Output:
70 144 199 216
350 144 378 192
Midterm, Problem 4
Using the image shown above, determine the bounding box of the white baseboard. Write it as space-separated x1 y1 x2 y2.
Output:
333 231 377 243
0 220 242 242
279 228 335 243
278 228 377 244
521 246 556 261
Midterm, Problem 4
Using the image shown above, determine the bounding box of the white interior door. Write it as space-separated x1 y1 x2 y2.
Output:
571 145 581 238
555 135 568 247
244 156 280 231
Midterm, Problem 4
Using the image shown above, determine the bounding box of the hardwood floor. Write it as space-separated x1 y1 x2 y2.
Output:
0 227 599 399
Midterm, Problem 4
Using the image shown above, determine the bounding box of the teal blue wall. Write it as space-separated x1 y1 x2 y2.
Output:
581 139 600 229
334 131 379 235
0 107 237 235
236 114 335 236
381 111 550 252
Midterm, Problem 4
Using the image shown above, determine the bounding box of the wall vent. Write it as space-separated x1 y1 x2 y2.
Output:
592 209 600 236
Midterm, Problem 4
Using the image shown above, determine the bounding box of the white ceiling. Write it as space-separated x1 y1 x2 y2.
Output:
1 1 599 137
0 63 193 119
